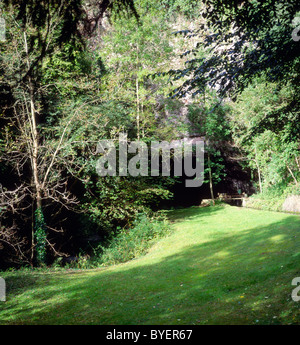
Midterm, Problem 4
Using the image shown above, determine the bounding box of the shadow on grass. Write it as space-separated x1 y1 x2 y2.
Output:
2 207 300 325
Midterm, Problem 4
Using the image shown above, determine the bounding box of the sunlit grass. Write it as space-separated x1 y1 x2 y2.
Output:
1 204 300 325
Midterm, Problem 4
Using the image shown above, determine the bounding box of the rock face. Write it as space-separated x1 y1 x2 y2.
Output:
282 195 300 213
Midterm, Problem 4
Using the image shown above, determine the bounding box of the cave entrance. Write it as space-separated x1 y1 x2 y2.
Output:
167 149 255 208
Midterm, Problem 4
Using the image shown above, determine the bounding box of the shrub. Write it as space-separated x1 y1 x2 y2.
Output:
93 213 171 266
243 183 300 212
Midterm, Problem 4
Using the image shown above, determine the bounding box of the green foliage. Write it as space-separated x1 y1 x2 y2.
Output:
159 0 203 19
230 79 297 145
244 183 300 212
204 149 226 185
4 0 300 270
230 78 300 192
1 0 184 268
34 208 47 265
82 175 174 234
93 213 171 266
97 10 175 139
187 92 230 189
135 0 203 20
170 0 300 98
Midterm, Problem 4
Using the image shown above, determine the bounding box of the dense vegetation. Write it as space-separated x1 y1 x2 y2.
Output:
0 0 300 269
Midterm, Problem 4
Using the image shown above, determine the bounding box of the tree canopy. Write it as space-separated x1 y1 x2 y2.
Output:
170 0 300 98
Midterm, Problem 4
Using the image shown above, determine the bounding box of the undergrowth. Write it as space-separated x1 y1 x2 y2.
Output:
244 183 300 212
92 213 171 267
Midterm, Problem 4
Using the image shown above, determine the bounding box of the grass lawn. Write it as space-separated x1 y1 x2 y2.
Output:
1 204 300 325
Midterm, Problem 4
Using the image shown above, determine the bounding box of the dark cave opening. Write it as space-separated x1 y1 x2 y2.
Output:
168 149 255 208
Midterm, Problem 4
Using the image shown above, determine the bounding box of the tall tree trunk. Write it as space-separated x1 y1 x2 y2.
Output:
29 81 42 210
295 156 300 172
254 146 262 193
207 153 215 205
24 32 42 210
136 76 140 141
287 165 298 185
24 31 43 263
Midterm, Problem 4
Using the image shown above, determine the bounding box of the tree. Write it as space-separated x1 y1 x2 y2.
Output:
98 9 176 140
169 0 300 98
186 90 231 202
168 0 300 198
0 0 139 266
229 78 300 192
0 0 86 264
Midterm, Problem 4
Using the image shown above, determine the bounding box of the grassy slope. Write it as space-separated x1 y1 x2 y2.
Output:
1 205 300 325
